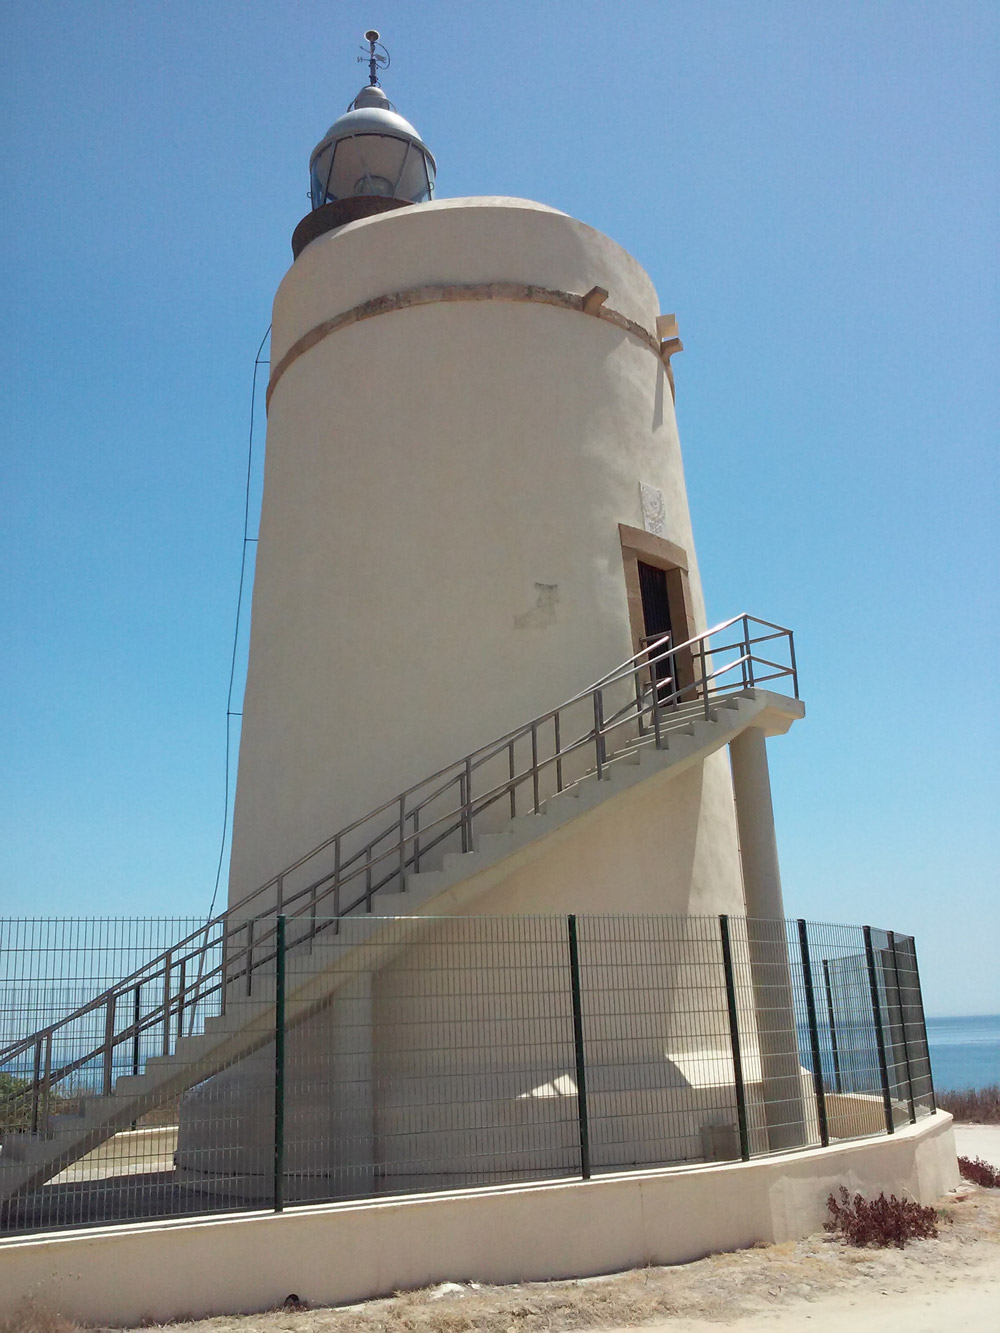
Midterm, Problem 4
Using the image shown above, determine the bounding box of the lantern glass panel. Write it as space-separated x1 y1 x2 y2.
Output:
311 133 434 206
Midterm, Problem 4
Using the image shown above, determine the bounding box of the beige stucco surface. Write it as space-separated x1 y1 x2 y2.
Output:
0 1115 957 1327
228 197 727 908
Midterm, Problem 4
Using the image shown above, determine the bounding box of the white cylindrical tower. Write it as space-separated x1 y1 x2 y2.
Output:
227 72 743 921
179 46 800 1200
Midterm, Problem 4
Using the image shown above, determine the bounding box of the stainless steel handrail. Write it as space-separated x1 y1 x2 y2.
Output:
0 613 797 1114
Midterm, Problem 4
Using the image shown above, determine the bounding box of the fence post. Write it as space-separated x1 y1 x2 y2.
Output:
566 915 591 1180
273 914 286 1213
863 925 895 1135
130 979 143 1131
887 931 917 1124
719 915 750 1161
908 937 936 1114
797 920 829 1147
822 959 842 1094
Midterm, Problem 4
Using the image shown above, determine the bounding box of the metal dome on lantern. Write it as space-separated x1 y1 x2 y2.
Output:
292 31 436 257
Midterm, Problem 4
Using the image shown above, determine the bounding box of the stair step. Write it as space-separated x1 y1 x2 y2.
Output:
402 868 449 896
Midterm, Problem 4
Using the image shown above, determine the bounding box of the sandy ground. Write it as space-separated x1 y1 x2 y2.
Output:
953 1121 1000 1162
102 1174 998 1333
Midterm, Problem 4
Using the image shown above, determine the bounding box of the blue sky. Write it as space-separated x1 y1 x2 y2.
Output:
2 3 997 1015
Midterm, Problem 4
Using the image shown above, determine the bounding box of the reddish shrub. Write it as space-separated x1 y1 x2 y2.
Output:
824 1186 938 1248
958 1155 1000 1188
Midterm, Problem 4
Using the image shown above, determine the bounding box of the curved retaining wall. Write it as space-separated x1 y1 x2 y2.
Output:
0 1113 958 1327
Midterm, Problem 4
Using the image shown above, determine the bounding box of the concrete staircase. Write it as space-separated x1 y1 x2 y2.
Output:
0 686 802 1205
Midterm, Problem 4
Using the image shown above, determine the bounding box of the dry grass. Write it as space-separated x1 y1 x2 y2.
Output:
937 1084 1000 1123
0 1301 78 1333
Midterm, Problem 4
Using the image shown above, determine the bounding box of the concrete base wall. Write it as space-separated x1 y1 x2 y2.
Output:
0 1114 957 1328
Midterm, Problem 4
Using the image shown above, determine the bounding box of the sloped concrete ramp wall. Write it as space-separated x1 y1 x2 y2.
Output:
0 1115 957 1328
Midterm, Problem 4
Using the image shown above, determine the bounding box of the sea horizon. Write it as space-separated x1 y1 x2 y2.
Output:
924 1013 1000 1093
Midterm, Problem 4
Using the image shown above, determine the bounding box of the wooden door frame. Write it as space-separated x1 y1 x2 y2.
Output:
618 523 697 698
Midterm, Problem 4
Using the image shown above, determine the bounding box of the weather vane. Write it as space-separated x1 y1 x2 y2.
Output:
358 29 390 86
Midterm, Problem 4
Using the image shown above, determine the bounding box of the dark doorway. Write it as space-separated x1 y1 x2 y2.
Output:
637 561 675 696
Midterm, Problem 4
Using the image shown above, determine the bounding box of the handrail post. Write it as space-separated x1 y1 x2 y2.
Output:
822 959 842 1094
593 691 605 778
530 722 540 813
162 953 173 1053
412 807 421 873
508 740 517 818
464 755 475 849
887 932 916 1124
176 958 186 1047
102 993 117 1097
864 926 895 1135
797 920 829 1147
245 922 254 997
459 768 470 853
31 1038 42 1134
743 615 755 688
333 834 341 927
633 661 645 736
699 640 709 717
273 914 286 1213
220 924 229 1016
720 915 750 1161
398 793 407 892
567 915 590 1180
788 629 799 699
652 669 664 748
554 711 563 792
132 983 142 1078
40 1032 52 1130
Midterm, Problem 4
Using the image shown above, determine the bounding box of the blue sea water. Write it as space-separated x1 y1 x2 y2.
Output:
926 1014 1000 1092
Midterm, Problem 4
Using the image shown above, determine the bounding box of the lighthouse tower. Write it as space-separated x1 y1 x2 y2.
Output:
226 36 786 925
175 34 808 1199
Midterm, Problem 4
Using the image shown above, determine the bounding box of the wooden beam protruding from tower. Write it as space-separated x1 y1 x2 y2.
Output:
656 314 683 401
